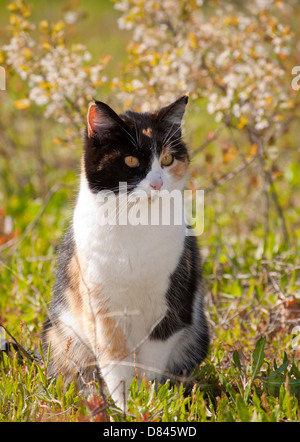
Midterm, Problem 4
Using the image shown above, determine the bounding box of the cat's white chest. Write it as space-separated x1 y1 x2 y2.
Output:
73 179 185 341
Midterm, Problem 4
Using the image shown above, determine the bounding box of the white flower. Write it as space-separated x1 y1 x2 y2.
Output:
255 119 269 131
207 102 215 114
64 11 79 25
29 87 49 106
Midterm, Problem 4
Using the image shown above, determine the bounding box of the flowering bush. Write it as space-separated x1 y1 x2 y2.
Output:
1 0 110 141
1 0 299 243
2 0 298 142
111 0 299 244
114 0 297 136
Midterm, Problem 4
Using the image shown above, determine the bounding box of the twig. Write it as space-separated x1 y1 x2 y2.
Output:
158 2 177 37
204 155 257 193
254 137 269 251
265 168 290 245
193 124 225 155
0 323 37 363
43 405 75 421
201 53 227 94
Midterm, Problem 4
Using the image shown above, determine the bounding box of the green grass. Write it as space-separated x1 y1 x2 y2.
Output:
0 175 299 421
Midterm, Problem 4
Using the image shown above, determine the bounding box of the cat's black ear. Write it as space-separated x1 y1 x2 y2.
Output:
87 101 124 137
157 94 188 126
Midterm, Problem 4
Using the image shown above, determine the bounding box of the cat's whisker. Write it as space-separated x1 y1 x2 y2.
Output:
163 123 183 148
165 126 193 150
115 121 138 149
131 115 141 150
162 120 176 146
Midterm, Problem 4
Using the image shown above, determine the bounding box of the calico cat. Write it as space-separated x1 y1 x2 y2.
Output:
42 95 209 409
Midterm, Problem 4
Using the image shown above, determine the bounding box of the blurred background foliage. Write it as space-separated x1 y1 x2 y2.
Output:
0 0 299 421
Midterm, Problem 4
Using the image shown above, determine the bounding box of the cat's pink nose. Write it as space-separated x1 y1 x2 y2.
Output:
150 177 163 190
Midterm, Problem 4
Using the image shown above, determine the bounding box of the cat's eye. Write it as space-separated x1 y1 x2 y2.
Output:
124 156 140 168
161 153 174 167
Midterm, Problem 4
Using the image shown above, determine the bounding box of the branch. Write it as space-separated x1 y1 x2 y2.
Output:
265 168 290 245
204 155 257 193
257 138 270 250
0 323 37 363
193 124 225 155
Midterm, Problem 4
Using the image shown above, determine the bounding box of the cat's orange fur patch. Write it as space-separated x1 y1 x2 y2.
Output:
67 254 83 316
160 147 168 157
80 156 86 180
45 323 83 383
168 157 189 180
142 127 153 138
45 249 130 385
68 251 129 362
160 147 189 181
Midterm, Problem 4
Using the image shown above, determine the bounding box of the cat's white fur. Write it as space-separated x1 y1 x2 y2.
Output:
73 159 187 409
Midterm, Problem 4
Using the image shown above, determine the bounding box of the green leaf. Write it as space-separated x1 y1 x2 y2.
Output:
36 364 46 386
251 337 266 379
46 341 51 371
56 374 63 402
218 373 236 401
232 350 242 372
290 360 300 380
271 352 289 377
236 395 250 422
244 382 252 403
244 337 266 402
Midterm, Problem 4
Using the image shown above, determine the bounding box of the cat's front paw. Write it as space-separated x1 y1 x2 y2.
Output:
101 363 135 412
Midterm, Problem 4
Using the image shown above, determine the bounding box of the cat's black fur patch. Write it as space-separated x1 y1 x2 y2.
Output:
150 234 201 340
42 226 75 335
150 231 209 375
84 97 189 194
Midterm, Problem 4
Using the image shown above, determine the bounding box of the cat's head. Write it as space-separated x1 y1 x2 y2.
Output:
83 95 189 196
